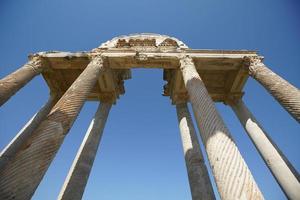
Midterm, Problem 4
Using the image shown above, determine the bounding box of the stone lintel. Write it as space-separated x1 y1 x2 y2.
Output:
163 57 249 104
41 55 131 103
31 49 257 103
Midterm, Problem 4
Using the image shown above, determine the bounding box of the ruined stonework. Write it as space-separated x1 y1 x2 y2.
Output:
180 56 264 200
0 33 299 200
244 56 300 123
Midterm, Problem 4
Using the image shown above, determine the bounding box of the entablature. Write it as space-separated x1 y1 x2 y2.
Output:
33 48 257 104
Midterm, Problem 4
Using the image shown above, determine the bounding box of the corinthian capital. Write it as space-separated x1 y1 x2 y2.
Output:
27 55 45 73
243 56 265 76
92 55 104 65
179 55 194 69
88 54 104 66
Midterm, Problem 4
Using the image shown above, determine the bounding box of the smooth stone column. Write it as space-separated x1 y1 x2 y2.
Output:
58 102 112 200
176 103 215 200
0 56 45 106
0 56 105 200
231 99 300 199
0 94 59 169
244 56 300 123
179 56 264 200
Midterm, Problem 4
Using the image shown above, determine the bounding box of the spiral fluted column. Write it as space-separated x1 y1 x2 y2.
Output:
58 102 112 200
176 103 215 200
0 94 59 169
244 56 300 123
0 56 105 200
0 56 46 106
231 99 300 199
180 56 264 200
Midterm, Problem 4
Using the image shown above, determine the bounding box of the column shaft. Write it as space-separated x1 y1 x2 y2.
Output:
58 102 111 200
176 103 215 200
0 95 59 169
0 56 45 106
180 56 264 200
245 56 300 123
231 99 300 199
0 56 105 200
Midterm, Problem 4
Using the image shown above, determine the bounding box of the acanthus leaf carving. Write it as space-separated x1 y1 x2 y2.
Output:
243 56 264 76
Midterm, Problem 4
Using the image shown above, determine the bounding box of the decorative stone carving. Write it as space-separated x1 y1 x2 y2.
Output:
134 52 148 61
1 33 298 200
0 55 47 106
243 56 264 76
244 56 300 122
88 54 104 67
179 56 264 200
0 56 106 200
95 33 189 51
27 55 45 73
179 55 194 69
159 38 179 47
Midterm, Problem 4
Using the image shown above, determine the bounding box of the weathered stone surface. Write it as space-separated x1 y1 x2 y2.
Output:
231 99 300 199
244 56 300 123
0 56 105 200
0 94 59 169
34 34 256 104
58 102 111 200
95 33 189 51
180 56 264 200
2 33 298 200
0 56 45 106
176 103 215 200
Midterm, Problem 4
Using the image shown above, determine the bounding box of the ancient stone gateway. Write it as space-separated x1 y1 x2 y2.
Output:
0 33 299 200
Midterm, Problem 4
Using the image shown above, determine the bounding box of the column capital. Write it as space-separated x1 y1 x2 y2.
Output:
180 60 264 199
179 55 194 69
243 56 265 77
243 55 300 122
0 55 50 106
27 55 48 73
0 53 105 199
88 54 104 65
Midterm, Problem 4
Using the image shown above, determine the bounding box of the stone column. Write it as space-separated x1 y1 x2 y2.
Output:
231 99 300 199
0 56 45 106
0 56 105 200
179 56 264 200
58 102 112 200
176 103 215 200
244 56 300 123
0 94 59 169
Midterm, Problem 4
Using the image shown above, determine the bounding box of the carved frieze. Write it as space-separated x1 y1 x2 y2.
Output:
97 33 189 51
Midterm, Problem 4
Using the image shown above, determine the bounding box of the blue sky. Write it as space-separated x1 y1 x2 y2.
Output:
0 0 299 199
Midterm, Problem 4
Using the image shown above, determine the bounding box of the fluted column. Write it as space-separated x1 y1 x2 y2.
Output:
231 99 300 199
0 56 45 106
176 103 215 200
58 102 112 200
0 94 59 169
0 56 105 200
179 56 264 200
244 56 300 123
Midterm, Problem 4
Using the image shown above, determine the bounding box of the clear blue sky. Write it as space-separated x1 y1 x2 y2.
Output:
0 0 299 199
